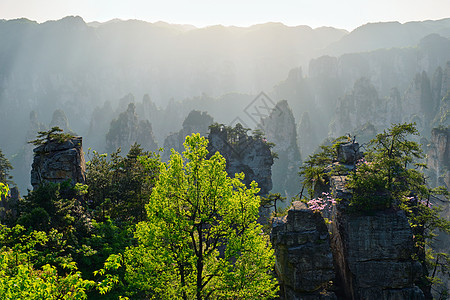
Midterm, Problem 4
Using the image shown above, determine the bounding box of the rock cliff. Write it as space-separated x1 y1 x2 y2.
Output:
273 143 425 300
330 58 450 140
49 109 75 135
207 124 273 196
272 201 336 299
105 102 158 153
330 77 384 138
328 203 424 300
427 126 450 188
297 111 319 159
11 111 48 193
31 137 86 189
163 110 214 161
426 126 450 296
260 100 302 198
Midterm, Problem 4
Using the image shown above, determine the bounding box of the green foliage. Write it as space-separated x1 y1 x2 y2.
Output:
99 134 278 299
347 123 424 210
85 143 160 223
261 193 287 213
28 126 75 146
14 181 98 283
298 144 334 198
0 225 95 299
0 183 9 199
18 181 89 234
346 123 450 295
299 136 348 199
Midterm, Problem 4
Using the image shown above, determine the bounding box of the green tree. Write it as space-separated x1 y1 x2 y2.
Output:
347 123 424 210
0 183 8 199
28 126 75 146
86 143 160 223
0 224 95 299
17 181 89 235
346 123 450 298
99 134 278 299
299 137 348 199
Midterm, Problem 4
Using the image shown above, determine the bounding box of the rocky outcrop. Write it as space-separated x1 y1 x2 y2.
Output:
434 92 450 128
297 112 319 159
440 62 450 100
11 111 48 193
426 126 450 297
163 110 214 161
328 146 424 299
260 100 302 198
330 77 383 138
331 62 450 139
105 102 158 153
427 126 450 188
207 124 274 197
49 109 75 135
86 100 115 152
272 201 336 299
328 204 424 300
336 142 362 165
31 137 86 189
272 143 424 300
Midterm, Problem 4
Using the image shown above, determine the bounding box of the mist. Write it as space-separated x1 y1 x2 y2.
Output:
0 16 449 195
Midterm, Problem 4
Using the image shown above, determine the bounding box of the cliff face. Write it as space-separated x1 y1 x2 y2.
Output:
163 110 214 161
260 100 302 198
331 77 385 138
426 126 450 296
207 125 273 196
11 111 48 193
105 102 158 153
31 137 86 189
328 204 424 300
273 200 424 300
272 144 424 300
49 109 74 134
427 126 450 188
272 202 336 299
331 62 448 139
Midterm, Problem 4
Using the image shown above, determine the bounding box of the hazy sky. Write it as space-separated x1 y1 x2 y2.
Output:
1 0 449 30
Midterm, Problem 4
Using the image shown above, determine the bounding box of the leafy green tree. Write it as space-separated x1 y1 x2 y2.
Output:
86 143 160 223
299 137 348 199
14 181 96 278
99 134 278 299
347 123 424 210
28 126 75 146
346 123 450 298
0 224 95 299
0 183 8 199
17 181 89 235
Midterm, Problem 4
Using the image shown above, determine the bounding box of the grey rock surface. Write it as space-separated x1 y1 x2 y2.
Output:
106 103 158 153
207 125 273 196
272 202 336 299
260 100 302 198
427 126 450 188
163 110 213 161
328 204 424 300
336 142 362 165
31 137 86 189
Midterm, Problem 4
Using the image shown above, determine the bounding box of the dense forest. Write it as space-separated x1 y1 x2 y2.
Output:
0 15 449 299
